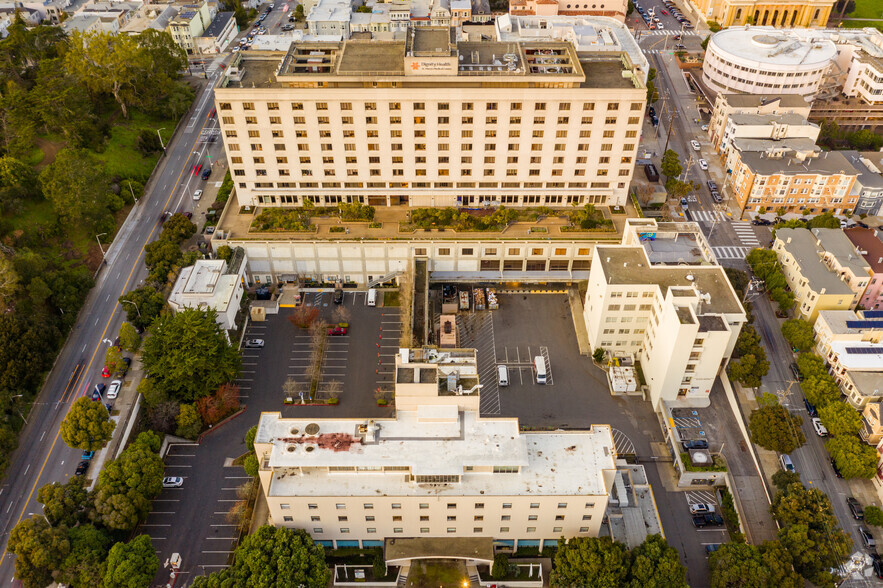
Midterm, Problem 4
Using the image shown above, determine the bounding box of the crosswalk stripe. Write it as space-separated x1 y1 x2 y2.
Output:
712 246 751 260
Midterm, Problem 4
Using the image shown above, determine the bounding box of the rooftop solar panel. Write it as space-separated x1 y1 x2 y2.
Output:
864 311 883 318
845 347 883 355
845 321 883 329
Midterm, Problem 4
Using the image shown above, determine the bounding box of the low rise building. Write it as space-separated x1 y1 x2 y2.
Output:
814 309 883 359
845 228 883 310
168 249 247 330
726 145 859 217
815 309 883 408
195 10 238 54
685 0 834 28
842 153 883 216
714 112 819 160
253 346 619 552
774 228 864 322
861 402 883 445
583 220 746 410
708 93 812 154
168 0 213 54
507 0 628 21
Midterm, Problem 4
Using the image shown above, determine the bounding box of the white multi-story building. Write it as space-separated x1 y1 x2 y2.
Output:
814 309 883 408
214 26 646 211
583 220 746 410
167 249 247 330
253 347 618 552
708 93 812 153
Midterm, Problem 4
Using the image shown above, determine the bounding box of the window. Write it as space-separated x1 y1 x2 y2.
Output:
420 515 429 521
503 503 512 509
420 528 430 533
367 528 377 534
528 515 538 521
530 503 539 509
338 516 348 521
555 515 565 521
526 527 536 532
474 527 483 533
393 516 402 521
308 504 318 509
558 503 568 508
500 527 510 532
366 516 375 521
394 528 403 533
447 528 457 533
448 503 457 509
392 504 402 509
313 528 323 533
447 516 457 521
420 504 429 509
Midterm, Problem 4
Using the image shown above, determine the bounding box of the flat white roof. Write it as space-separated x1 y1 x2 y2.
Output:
257 411 615 497
831 340 883 370
710 27 837 67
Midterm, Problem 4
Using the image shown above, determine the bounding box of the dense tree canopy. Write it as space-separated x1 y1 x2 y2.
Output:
818 401 861 437
191 526 331 588
37 477 90 527
827 435 878 479
141 309 240 403
8 514 71 588
749 394 805 454
92 432 164 530
60 397 116 451
781 319 814 352
118 287 166 331
709 541 801 588
626 534 688 588
102 534 159 588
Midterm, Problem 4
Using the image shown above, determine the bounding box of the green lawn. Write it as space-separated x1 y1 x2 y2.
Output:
6 199 94 259
93 112 177 181
838 19 883 30
847 0 883 20
406 561 468 587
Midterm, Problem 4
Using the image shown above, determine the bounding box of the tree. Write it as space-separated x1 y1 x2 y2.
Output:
92 434 164 530
105 345 124 374
492 553 509 579
0 255 18 310
708 542 769 588
781 319 814 352
728 353 770 388
627 534 687 588
847 129 883 151
176 403 203 439
734 324 762 357
806 212 840 229
141 308 241 402
135 129 162 155
58 524 113 588
818 401 861 436
191 526 330 588
60 397 116 451
8 515 71 588
103 535 159 588
865 506 883 527
550 536 629 588
160 213 197 242
592 347 605 363
660 149 682 179
118 322 141 353
119 287 166 331
701 35 711 50
749 394 805 454
37 477 90 527
724 267 749 296
64 32 141 118
216 245 233 262
757 538 803 588
39 148 109 225
144 238 184 284
827 435 877 479
294 4 305 20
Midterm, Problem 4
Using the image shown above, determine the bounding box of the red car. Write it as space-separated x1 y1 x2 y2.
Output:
661 9 668 14
193 163 202 176
328 327 348 336
101 366 111 378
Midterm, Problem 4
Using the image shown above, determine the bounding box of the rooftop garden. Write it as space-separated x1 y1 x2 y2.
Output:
249 202 376 232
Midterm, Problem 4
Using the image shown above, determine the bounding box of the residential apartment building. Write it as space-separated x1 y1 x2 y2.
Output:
195 10 238 54
726 144 859 216
685 0 833 27
846 228 883 310
708 94 812 153
713 113 819 161
167 250 247 330
507 0 628 21
842 152 883 216
814 310 883 408
168 0 213 54
583 220 746 410
774 228 868 322
253 347 618 551
861 402 883 445
214 27 646 211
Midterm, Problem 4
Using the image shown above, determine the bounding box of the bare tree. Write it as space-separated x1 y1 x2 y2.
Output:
398 269 414 348
282 378 300 402
333 304 351 325
324 380 342 400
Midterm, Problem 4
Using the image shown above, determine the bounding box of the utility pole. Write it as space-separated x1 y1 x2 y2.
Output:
663 106 678 154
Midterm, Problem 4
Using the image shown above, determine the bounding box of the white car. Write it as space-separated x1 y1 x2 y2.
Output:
162 477 184 488
690 140 701 151
689 503 715 514
701 124 709 131
244 339 265 348
193 189 203 201
812 417 829 437
657 22 664 28
107 380 121 399
698 159 708 170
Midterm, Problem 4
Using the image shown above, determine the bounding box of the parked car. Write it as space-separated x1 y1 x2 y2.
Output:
92 383 106 401
682 439 709 451
107 379 121 400
804 397 817 417
848 497 865 520
75 461 90 476
201 168 211 180
115 357 131 378
689 503 715 514
752 218 772 226
101 366 111 377
333 288 344 304
872 553 883 579
698 158 708 170
648 106 656 118
711 191 722 203
811 417 828 437
830 457 843 478
704 513 724 526
706 180 718 191
328 326 348 336
162 476 184 488
860 527 876 549
193 189 203 201
690 140 701 151
790 363 803 381
705 544 721 555
780 454 795 473
82 450 95 460
691 515 708 528
244 339 265 348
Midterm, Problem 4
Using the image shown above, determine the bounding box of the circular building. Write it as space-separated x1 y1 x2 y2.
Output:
702 27 837 98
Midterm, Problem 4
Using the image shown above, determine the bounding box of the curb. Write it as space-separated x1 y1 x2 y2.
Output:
197 405 247 444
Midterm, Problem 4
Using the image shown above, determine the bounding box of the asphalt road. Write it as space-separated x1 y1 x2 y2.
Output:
0 70 227 584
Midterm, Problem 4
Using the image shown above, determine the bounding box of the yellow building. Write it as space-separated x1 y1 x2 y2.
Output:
688 0 833 27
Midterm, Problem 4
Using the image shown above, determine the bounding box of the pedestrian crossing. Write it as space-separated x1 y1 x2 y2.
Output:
732 220 761 247
688 210 728 223
640 30 700 36
713 246 752 260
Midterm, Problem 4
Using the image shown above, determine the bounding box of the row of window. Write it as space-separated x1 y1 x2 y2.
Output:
302 514 593 522
227 116 639 128
245 180 621 190
227 142 637 153
240 168 634 179
220 101 644 113
299 525 594 533
235 155 634 165
292 501 594 509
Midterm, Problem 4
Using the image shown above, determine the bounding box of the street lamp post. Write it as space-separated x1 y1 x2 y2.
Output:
128 181 138 204
120 299 142 319
10 394 27 425
157 128 166 151
95 233 107 265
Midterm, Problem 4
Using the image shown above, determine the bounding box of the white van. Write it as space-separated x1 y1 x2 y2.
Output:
367 288 377 307
780 454 795 473
497 365 509 387
534 356 547 385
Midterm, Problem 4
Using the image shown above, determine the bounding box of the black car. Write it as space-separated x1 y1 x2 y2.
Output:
790 363 803 381
830 457 842 478
648 106 656 118
75 461 90 476
848 497 865 520
691 515 708 528
650 115 659 126
751 218 772 226
804 397 817 417
333 288 344 304
872 554 883 579
201 168 212 180
682 439 709 451
704 513 724 526
711 191 722 203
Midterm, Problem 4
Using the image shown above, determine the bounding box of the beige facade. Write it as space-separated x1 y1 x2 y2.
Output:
687 0 833 27
583 220 746 410
252 347 617 551
169 0 212 54
708 93 812 153
508 0 628 21
214 28 646 212
814 310 883 408
862 403 883 445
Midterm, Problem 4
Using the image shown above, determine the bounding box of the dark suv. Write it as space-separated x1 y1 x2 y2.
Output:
848 497 865 520
333 288 344 304
201 168 212 180
682 439 709 451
